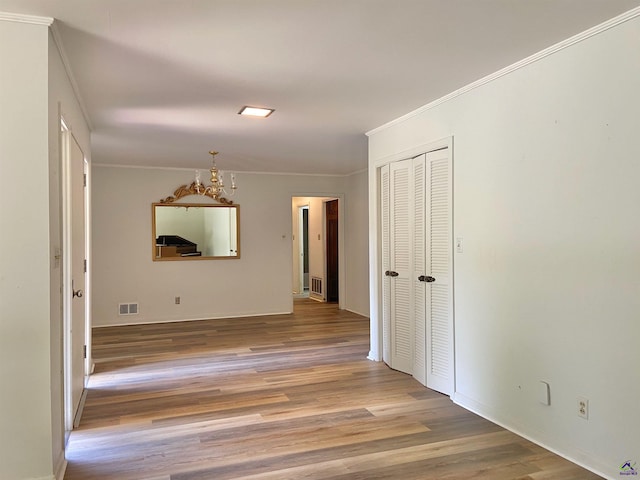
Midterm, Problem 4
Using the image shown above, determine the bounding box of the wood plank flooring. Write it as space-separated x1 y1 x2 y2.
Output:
64 299 602 480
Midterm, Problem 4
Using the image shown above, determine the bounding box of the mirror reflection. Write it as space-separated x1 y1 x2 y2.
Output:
152 203 240 260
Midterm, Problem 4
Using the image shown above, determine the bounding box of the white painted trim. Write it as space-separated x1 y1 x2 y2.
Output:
371 137 451 167
346 168 368 177
60 116 74 435
344 307 369 318
92 162 355 177
366 6 640 137
54 450 67 480
367 165 381 361
73 388 88 428
92 310 293 328
452 392 612 480
0 11 53 25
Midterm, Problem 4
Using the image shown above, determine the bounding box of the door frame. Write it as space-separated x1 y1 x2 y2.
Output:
291 194 345 310
324 199 339 303
368 137 454 390
60 115 91 437
299 205 309 294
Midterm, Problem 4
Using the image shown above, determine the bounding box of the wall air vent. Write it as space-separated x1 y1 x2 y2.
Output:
311 277 323 296
118 303 139 315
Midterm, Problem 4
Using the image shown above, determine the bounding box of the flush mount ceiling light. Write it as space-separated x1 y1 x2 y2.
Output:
238 106 274 117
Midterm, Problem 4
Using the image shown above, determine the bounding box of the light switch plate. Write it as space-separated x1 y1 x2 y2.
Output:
539 381 550 405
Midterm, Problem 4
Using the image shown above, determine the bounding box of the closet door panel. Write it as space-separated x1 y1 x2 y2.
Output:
389 159 413 374
412 155 427 386
426 150 453 395
381 165 391 364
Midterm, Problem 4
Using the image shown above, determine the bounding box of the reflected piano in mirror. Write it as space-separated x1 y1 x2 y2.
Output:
155 235 202 258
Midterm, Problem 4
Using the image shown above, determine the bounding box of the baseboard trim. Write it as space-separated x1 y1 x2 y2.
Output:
94 310 293 328
344 307 369 318
54 451 67 480
73 388 89 428
452 392 613 480
367 351 381 361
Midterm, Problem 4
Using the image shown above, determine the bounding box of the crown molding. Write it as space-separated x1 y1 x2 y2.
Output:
367 6 640 137
0 12 93 130
0 11 53 25
50 20 93 130
92 162 360 177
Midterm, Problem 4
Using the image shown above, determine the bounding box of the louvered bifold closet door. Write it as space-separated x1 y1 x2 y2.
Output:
412 155 427 386
425 148 453 395
381 165 391 363
389 159 414 375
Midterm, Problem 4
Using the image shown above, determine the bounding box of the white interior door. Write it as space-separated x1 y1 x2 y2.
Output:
68 132 87 426
424 148 454 395
380 148 453 395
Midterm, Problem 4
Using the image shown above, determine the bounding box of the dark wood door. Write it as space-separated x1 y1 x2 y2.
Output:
325 199 339 303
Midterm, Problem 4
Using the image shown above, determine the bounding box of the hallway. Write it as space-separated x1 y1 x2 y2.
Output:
64 300 601 479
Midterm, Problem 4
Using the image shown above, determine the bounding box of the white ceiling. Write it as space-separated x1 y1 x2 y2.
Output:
2 0 639 174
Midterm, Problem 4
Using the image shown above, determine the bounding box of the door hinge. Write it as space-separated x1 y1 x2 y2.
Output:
83 345 87 359
84 259 87 273
83 173 87 187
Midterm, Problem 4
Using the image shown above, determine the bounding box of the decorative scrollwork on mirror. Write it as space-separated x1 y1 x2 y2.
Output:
160 151 237 205
160 182 234 205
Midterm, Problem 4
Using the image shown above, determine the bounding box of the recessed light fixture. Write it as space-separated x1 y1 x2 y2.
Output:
238 106 274 117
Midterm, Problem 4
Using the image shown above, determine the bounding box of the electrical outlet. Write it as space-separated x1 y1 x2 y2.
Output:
175 296 180 305
577 396 589 419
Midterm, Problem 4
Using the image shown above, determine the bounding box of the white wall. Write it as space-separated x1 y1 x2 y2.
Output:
368 12 640 479
92 167 369 325
0 18 92 480
344 170 370 316
0 19 52 480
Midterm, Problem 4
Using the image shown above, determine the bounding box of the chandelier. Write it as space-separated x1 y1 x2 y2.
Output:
194 151 237 200
158 151 237 205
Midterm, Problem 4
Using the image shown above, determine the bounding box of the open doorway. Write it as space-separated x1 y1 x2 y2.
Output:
299 205 310 296
291 196 343 306
325 199 339 303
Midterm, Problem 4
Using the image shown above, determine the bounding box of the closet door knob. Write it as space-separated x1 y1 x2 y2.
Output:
418 275 436 283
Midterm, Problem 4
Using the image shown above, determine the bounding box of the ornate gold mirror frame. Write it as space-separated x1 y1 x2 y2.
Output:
159 182 234 205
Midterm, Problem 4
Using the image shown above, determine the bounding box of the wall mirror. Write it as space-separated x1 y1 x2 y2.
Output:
152 203 240 261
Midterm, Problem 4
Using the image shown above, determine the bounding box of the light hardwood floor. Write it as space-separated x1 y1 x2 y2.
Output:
64 300 601 480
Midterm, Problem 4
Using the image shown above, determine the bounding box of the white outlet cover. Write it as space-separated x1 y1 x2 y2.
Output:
577 396 589 419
